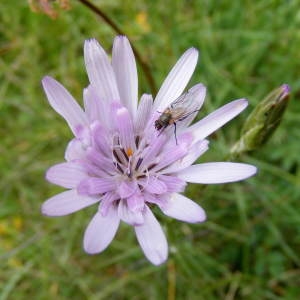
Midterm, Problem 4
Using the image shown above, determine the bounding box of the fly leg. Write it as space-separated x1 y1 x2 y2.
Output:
173 108 200 145
173 122 178 145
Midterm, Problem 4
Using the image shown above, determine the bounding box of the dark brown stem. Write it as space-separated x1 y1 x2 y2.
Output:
77 0 157 95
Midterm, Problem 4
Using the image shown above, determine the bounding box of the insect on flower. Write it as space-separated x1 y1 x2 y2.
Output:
155 87 201 144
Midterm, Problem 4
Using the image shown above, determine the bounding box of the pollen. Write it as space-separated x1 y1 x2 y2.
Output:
126 148 133 157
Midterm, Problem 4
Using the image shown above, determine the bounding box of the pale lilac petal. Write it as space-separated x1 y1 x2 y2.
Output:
118 180 138 198
140 177 168 194
188 99 248 142
84 39 120 102
99 192 120 216
135 206 168 265
73 125 91 147
46 162 87 188
42 190 99 216
77 177 116 195
83 85 109 127
154 48 199 112
161 140 209 174
177 162 257 184
127 192 145 212
64 138 86 161
90 121 111 156
115 106 135 152
134 94 153 133
139 134 167 171
162 131 194 152
112 36 138 117
83 86 99 122
161 193 206 223
143 111 161 141
118 200 144 225
85 148 115 174
42 76 88 135
80 160 110 178
154 143 188 171
159 175 186 193
143 192 166 206
83 206 120 254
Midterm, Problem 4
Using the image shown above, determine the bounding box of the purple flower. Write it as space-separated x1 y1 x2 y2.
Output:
41 36 257 265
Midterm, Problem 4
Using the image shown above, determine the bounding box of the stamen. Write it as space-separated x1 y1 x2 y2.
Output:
148 163 157 171
135 157 143 171
137 168 150 192
135 136 140 148
125 156 133 178
121 148 129 161
113 149 122 164
114 162 124 174
112 133 120 146
113 145 129 165
126 148 133 157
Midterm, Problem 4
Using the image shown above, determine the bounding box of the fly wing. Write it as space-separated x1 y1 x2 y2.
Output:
169 107 186 120
169 84 205 127
169 92 190 108
170 86 201 112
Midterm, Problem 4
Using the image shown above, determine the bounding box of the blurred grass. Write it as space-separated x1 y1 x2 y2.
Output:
1 0 300 299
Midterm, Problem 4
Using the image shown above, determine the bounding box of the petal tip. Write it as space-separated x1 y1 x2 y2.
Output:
281 83 290 95
189 82 207 93
41 203 52 217
231 98 248 113
83 244 99 255
187 47 199 60
151 255 168 266
189 47 199 54
85 38 98 45
40 204 47 215
41 75 51 83
249 165 258 177
41 75 55 89
84 38 100 55
45 170 51 183
239 98 248 107
198 210 207 223
45 166 56 183
115 35 128 42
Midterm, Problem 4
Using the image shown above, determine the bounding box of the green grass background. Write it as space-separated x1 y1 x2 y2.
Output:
1 0 300 299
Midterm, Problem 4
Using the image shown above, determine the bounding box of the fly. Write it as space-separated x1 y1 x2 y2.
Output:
154 87 201 144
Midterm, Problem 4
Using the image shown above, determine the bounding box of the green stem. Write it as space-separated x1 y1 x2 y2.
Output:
77 0 157 96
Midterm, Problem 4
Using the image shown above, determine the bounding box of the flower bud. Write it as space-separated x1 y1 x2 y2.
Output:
231 84 290 157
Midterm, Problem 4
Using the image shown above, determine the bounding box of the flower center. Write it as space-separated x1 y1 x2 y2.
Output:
111 134 154 180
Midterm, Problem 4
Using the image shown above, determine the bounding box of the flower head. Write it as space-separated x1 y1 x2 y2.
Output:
42 36 257 265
